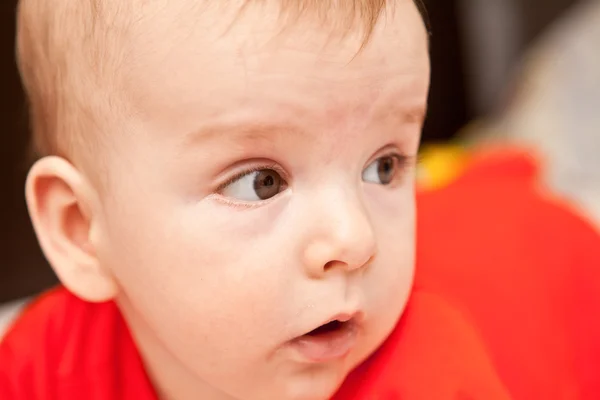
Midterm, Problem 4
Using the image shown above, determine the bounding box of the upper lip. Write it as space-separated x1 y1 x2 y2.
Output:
302 310 365 336
324 313 355 324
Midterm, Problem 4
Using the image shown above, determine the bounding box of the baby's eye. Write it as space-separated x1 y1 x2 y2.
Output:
362 155 402 185
220 169 288 201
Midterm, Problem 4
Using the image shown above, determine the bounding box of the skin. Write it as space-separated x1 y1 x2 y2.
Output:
25 1 430 399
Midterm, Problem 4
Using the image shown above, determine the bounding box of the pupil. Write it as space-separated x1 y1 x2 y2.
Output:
253 170 281 200
383 160 391 172
378 157 395 184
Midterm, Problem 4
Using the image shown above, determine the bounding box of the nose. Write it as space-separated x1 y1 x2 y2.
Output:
301 191 377 279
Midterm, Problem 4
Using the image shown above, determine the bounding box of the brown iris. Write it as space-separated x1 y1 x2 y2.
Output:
253 169 284 200
376 156 398 185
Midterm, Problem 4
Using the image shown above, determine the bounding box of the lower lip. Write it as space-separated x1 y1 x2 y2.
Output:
289 323 359 363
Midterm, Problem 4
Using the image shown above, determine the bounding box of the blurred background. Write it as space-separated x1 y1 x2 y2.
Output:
0 0 598 321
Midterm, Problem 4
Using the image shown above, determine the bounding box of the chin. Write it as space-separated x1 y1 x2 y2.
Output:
282 386 340 400
279 363 347 400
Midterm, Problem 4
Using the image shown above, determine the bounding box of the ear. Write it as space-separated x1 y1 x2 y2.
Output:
25 156 118 303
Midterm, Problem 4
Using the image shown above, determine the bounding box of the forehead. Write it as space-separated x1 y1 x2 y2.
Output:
117 0 429 135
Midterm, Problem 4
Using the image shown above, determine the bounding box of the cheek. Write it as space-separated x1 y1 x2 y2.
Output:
98 193 295 368
366 186 416 318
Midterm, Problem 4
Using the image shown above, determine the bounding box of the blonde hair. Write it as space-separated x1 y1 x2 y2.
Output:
16 0 426 161
17 1 135 162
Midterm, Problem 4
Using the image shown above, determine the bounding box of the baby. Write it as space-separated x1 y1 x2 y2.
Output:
2 1 430 399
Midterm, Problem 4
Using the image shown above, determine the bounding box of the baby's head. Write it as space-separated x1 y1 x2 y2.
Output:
18 1 430 399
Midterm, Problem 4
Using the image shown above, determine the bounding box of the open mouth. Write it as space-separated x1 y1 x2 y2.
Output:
306 319 346 336
291 316 360 362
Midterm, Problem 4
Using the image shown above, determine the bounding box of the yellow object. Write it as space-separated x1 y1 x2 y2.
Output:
417 144 469 190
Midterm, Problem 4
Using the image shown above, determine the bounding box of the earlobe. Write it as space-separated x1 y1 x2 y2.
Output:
25 156 118 303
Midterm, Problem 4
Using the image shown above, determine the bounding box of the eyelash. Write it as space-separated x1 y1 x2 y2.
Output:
384 152 418 169
215 162 283 194
216 151 418 193
374 151 420 179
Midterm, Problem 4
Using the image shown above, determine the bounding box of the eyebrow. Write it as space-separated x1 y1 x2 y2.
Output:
397 104 428 125
182 121 307 147
180 100 427 150
177 121 314 160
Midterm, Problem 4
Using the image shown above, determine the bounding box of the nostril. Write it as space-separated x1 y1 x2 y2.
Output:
323 255 374 273
323 260 337 272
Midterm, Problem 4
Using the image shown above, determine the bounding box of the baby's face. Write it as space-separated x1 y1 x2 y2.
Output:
93 1 429 399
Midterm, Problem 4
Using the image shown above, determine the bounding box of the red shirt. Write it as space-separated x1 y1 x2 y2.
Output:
3 150 600 399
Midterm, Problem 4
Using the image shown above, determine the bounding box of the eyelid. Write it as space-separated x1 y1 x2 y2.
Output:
210 195 272 210
367 147 419 171
214 161 287 194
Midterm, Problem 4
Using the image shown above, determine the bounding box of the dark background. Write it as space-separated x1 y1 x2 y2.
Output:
0 0 580 303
